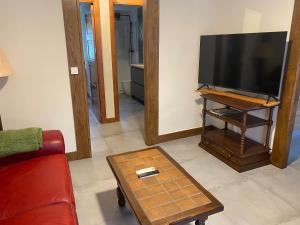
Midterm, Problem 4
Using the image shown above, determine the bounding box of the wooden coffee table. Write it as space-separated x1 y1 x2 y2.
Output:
107 147 224 225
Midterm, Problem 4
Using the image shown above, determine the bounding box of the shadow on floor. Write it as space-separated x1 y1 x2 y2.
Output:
288 130 300 164
96 189 138 225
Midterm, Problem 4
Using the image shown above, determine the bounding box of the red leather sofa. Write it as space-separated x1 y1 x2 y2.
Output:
0 130 78 225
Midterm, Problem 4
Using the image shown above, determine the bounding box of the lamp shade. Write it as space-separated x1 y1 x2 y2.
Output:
0 49 13 77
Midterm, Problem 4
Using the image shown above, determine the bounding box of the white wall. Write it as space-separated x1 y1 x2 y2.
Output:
99 0 116 118
0 0 76 152
159 0 294 145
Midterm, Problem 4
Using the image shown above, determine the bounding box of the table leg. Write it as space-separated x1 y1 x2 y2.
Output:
195 219 205 225
265 107 274 148
240 112 247 154
202 98 207 135
225 106 230 130
117 186 125 207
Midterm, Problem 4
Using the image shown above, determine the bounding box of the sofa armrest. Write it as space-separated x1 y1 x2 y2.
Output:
0 130 65 167
41 130 65 155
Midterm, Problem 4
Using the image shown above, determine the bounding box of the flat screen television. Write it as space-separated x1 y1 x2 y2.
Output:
198 32 288 97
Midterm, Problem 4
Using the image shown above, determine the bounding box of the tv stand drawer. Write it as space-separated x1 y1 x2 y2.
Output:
202 137 232 159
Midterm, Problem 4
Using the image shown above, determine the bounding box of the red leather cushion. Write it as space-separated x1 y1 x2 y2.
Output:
0 203 78 225
0 155 75 220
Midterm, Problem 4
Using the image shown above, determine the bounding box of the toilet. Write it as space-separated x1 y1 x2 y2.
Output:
122 80 131 96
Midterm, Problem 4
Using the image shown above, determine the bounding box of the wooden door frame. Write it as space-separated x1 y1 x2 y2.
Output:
143 0 159 144
271 0 300 168
61 0 158 161
111 0 202 145
108 0 146 123
109 0 160 145
62 0 92 160
79 0 107 123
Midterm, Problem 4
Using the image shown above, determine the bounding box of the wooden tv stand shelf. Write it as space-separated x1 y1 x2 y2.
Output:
199 93 276 172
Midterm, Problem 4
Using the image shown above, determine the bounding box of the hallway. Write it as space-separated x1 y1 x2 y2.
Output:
89 94 145 155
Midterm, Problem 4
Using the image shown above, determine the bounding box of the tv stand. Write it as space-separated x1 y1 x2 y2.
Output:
197 84 210 90
266 95 279 104
196 88 280 107
199 93 276 172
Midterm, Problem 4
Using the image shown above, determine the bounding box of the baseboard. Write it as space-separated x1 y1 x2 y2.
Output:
66 126 212 161
66 151 78 161
157 126 214 143
102 117 120 124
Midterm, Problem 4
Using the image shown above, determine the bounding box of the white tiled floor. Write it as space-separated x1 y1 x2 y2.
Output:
69 95 300 225
88 95 146 155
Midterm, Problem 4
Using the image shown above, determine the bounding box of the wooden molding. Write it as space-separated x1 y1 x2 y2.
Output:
271 0 300 168
66 151 78 161
114 0 144 6
144 0 159 145
102 117 120 123
62 0 92 160
158 126 214 143
196 88 280 107
109 0 120 122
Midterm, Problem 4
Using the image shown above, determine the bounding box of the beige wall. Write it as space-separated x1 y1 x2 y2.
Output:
0 0 76 152
99 0 116 118
159 0 294 146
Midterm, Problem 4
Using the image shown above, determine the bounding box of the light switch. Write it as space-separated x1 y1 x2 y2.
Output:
70 67 79 75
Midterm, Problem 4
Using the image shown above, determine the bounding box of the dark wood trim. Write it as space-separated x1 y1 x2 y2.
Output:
109 0 120 122
271 0 300 168
102 117 120 123
66 151 78 161
158 127 213 143
62 0 92 159
144 0 159 145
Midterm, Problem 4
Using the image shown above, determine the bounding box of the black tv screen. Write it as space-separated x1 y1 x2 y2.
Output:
198 32 287 96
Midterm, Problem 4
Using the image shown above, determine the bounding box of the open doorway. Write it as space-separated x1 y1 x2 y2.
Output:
113 4 145 134
79 2 101 123
62 0 159 159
